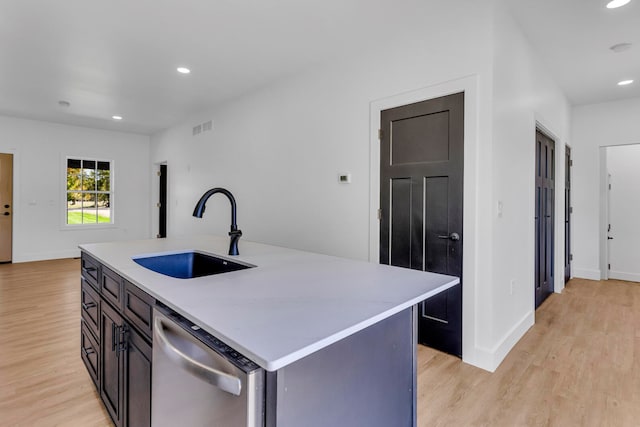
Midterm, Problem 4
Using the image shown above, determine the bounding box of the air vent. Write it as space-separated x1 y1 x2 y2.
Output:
192 120 213 136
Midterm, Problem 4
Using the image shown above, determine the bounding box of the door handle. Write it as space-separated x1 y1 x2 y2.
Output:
82 301 97 310
112 323 118 352
608 236 614 240
437 232 460 241
154 316 242 396
2 212 9 216
3 205 9 208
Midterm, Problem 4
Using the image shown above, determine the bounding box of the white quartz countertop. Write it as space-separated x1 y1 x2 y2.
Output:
79 236 459 371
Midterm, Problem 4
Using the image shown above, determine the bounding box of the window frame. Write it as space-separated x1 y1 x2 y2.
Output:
64 156 115 228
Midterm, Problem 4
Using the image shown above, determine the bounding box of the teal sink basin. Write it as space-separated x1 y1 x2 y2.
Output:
132 251 253 279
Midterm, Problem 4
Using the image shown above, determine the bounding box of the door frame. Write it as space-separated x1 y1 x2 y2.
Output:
533 121 566 296
151 161 168 239
534 127 557 308
598 143 640 280
368 75 479 364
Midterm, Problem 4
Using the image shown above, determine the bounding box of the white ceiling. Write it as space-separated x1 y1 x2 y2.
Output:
1 0 639 135
504 0 640 106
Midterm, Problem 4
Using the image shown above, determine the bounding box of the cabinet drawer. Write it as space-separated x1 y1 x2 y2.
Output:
123 280 155 340
101 266 123 309
81 320 100 389
81 279 101 340
81 252 100 290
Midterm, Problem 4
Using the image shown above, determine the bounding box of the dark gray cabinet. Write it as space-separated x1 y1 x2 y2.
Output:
80 251 154 427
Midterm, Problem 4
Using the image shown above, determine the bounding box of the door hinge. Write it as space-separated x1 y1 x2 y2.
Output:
608 263 611 270
378 129 383 140
156 202 162 208
609 183 612 190
157 170 162 177
569 207 573 214
569 159 573 167
570 254 573 261
377 208 382 220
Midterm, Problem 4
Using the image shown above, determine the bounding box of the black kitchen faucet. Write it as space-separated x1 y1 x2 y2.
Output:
192 188 242 256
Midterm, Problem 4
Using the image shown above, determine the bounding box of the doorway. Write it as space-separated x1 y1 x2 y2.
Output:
0 153 13 263
604 144 640 282
534 130 555 308
157 164 167 238
379 92 464 357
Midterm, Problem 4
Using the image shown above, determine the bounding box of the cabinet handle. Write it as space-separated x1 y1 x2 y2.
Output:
154 316 242 396
82 346 95 357
82 301 96 310
112 323 118 352
118 324 129 353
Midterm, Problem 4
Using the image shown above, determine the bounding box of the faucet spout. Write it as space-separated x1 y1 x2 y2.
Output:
193 188 242 256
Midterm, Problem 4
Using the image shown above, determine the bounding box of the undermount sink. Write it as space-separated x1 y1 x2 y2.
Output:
132 251 254 279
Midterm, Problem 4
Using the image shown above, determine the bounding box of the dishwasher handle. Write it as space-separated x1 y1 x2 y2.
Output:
154 316 242 396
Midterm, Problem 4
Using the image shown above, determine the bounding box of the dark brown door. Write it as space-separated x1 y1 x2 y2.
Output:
535 130 555 308
564 146 571 284
380 92 464 357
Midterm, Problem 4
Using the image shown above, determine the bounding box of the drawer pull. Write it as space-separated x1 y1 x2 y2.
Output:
82 302 97 310
82 347 95 356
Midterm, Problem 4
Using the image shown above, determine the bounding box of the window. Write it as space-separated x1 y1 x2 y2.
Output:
66 158 112 225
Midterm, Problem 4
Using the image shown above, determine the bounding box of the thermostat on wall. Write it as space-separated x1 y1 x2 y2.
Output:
338 173 352 184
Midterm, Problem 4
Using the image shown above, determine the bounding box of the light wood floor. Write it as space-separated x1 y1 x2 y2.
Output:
1 260 639 426
0 259 112 426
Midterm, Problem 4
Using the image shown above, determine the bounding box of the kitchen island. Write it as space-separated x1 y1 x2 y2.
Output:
79 236 458 427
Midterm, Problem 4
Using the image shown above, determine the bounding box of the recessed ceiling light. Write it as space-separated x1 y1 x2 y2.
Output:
610 42 632 53
112 115 123 120
618 79 634 86
177 67 191 74
58 100 70 108
606 0 631 8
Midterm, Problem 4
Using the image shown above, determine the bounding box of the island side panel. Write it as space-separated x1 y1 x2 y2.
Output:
269 307 416 427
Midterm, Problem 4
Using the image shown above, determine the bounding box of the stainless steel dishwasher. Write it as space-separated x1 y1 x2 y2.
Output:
152 304 265 427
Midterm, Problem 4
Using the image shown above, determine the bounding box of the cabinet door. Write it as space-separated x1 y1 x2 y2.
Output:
81 320 100 389
125 327 152 427
102 265 124 309
81 278 101 339
101 302 125 427
81 252 100 290
123 280 154 341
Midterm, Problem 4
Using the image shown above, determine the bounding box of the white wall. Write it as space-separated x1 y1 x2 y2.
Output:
0 115 151 261
606 144 640 282
486 7 572 370
571 97 640 280
150 2 572 372
151 1 494 261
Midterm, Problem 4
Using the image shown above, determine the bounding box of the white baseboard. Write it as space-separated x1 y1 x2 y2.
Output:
13 249 81 263
463 310 534 373
572 268 601 281
609 270 640 283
